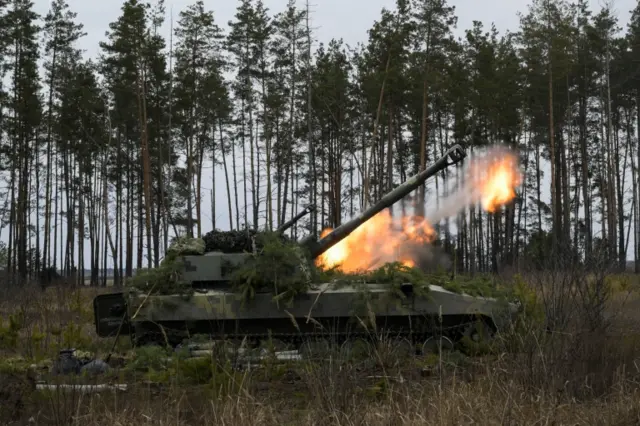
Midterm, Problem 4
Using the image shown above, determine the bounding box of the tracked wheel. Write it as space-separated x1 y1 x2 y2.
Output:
458 318 496 355
421 335 454 354
462 318 495 343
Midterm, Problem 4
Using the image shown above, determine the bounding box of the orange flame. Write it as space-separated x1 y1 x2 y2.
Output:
316 210 435 273
471 150 523 213
316 147 522 273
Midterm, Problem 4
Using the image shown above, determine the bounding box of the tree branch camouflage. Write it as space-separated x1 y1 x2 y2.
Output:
125 236 205 296
228 232 313 305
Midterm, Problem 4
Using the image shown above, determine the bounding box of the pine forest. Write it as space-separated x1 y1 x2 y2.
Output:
0 0 639 283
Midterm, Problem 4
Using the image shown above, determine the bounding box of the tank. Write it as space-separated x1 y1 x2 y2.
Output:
93 144 521 351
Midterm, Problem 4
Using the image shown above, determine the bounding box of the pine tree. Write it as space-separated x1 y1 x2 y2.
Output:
309 40 355 228
271 0 306 231
42 0 85 278
172 0 225 238
3 0 42 278
408 0 456 215
0 0 11 247
143 0 172 267
628 1 640 272
99 0 152 277
518 0 576 257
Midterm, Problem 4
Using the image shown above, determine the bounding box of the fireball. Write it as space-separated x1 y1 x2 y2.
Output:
316 145 523 273
472 150 523 212
315 210 436 273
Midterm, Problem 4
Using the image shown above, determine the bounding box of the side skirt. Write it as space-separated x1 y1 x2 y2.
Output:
130 314 496 347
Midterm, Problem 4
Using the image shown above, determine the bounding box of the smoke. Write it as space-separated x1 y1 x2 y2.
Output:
399 239 453 273
425 144 522 225
385 144 522 272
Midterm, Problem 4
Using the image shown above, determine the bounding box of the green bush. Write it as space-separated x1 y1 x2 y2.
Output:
0 313 24 350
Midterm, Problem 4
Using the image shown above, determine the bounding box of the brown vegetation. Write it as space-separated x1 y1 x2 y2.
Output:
1 268 640 425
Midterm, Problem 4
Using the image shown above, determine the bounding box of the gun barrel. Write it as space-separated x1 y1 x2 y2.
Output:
310 144 466 259
277 204 315 233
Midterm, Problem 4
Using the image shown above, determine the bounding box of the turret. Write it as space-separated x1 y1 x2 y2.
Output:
177 203 315 286
308 144 466 259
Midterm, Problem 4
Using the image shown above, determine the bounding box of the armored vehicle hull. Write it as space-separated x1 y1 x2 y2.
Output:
95 279 519 349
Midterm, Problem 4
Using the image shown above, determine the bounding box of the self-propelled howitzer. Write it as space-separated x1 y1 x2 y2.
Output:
93 144 519 350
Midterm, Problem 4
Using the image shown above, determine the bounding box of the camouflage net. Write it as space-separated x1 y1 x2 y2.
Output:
203 229 257 253
166 236 206 259
125 236 206 296
320 261 426 284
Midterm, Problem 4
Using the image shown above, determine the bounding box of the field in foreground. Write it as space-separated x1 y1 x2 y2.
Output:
1 271 640 425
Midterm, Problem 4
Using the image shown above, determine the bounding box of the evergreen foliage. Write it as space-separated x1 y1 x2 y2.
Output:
125 236 204 296
428 272 506 298
0 0 638 283
229 232 312 305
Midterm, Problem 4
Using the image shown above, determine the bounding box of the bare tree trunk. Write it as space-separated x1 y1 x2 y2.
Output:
241 98 247 229
249 106 258 229
136 65 153 267
637 95 640 272
34 130 41 276
196 139 205 237
125 131 133 278
547 1 559 252
386 103 393 191
633 142 639 273
580 70 592 256
44 46 57 271
535 143 542 233
605 39 617 261
78 168 85 286
363 54 390 208
218 122 234 231
306 0 317 234
210 126 216 230
53 153 59 272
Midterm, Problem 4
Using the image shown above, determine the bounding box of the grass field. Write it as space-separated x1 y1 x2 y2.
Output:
80 278 114 287
1 271 640 425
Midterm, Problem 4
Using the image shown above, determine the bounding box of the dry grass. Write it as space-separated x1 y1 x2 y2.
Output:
20 373 640 425
1 271 640 426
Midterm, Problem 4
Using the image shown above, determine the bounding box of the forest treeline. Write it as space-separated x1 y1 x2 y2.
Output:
0 0 638 286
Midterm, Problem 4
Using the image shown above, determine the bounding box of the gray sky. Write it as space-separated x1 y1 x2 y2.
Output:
5 0 635 268
32 0 636 61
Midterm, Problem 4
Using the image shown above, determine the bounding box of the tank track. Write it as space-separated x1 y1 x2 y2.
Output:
131 316 492 352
